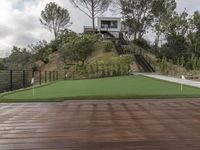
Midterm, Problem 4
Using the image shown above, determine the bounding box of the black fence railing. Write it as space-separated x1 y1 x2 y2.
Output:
0 63 131 93
0 70 60 93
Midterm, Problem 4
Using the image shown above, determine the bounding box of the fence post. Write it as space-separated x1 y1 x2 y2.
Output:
45 71 47 83
23 70 26 88
39 71 42 85
10 70 13 91
56 71 58 80
49 71 51 82
53 71 55 81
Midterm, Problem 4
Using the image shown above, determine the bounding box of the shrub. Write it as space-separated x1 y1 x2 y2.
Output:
60 34 98 65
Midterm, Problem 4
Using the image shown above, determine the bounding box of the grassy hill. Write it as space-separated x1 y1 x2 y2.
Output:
34 37 200 81
37 39 138 74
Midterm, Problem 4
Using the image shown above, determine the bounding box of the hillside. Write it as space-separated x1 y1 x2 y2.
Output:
36 39 139 73
31 35 200 81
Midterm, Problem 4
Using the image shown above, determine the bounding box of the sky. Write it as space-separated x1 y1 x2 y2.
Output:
0 0 199 58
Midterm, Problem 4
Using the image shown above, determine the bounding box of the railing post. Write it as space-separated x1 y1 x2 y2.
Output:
56 71 58 80
49 71 51 82
39 71 42 85
23 70 26 88
53 71 55 81
10 70 13 91
45 71 47 83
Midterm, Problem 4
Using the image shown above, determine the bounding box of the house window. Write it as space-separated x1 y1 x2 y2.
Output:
101 20 118 29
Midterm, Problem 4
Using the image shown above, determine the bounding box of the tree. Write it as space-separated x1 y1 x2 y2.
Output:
151 0 176 52
120 0 153 40
192 11 200 32
70 0 111 31
40 2 71 39
159 11 189 61
60 34 98 65
59 33 77 64
0 58 6 70
166 11 189 37
7 46 33 69
29 40 52 63
187 11 200 57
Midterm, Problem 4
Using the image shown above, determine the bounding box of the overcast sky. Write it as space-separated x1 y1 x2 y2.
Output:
0 0 199 57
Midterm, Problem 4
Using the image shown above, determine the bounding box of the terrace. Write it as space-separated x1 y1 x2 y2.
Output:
1 99 200 150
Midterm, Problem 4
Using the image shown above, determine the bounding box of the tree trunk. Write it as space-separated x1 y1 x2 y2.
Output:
154 32 160 53
138 31 142 40
134 31 137 40
92 15 95 32
91 1 95 32
154 20 162 53
81 60 85 66
54 29 57 39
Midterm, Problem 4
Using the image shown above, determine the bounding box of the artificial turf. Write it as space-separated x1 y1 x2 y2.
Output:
1 75 200 102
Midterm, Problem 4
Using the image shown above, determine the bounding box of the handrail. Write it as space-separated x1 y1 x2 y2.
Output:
126 45 156 72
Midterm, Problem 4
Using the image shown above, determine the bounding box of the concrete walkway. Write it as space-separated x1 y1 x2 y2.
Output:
139 73 200 88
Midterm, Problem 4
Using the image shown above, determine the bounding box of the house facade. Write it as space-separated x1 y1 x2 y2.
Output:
84 17 128 39
97 17 122 32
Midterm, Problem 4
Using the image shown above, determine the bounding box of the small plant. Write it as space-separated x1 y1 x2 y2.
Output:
117 64 121 75
89 65 94 78
159 57 167 74
104 43 113 52
112 64 117 76
106 67 110 77
180 56 185 68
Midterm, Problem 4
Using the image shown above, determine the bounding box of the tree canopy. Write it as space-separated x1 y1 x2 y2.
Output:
60 34 98 65
120 0 153 40
40 2 71 38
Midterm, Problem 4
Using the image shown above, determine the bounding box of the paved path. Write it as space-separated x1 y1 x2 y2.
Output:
140 73 200 88
1 99 200 150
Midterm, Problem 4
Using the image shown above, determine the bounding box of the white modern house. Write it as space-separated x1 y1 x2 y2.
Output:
84 17 128 39
97 17 122 32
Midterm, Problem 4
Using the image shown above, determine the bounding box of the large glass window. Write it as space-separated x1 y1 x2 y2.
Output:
101 20 118 29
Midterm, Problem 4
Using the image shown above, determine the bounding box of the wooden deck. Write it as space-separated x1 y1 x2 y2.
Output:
1 99 200 150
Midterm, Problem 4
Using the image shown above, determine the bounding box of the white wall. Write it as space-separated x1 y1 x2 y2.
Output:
97 17 121 32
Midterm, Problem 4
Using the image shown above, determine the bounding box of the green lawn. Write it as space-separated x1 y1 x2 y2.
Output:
1 75 200 102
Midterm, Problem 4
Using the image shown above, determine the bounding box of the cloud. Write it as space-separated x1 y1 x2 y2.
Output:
0 0 94 57
0 0 200 57
176 0 200 14
0 25 12 39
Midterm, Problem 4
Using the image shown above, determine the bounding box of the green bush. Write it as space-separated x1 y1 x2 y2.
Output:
60 34 98 65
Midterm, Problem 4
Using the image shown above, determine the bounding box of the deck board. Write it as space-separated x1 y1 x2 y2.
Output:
0 99 200 150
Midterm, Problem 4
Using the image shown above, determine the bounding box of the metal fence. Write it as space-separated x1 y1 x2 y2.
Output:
0 70 60 93
0 63 131 93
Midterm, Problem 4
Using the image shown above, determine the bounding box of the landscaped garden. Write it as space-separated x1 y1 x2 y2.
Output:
1 75 200 102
